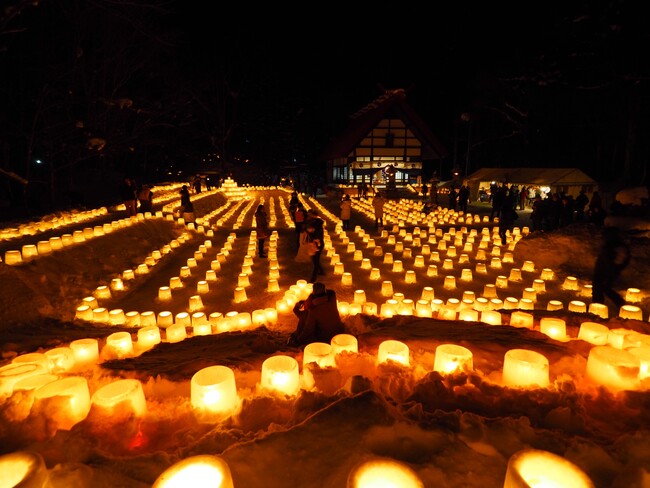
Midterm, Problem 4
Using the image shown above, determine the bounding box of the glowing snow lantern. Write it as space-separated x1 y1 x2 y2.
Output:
380 300 398 318
509 268 522 281
383 252 394 265
32 376 91 430
619 305 643 320
153 455 234 488
69 338 99 368
140 310 156 326
578 322 609 345
625 287 641 303
546 300 564 311
369 267 381 280
191 366 239 419
540 317 567 341
392 260 405 273
4 249 23 265
166 323 187 343
110 278 124 292
104 331 134 358
586 345 640 391
0 362 47 398
522 288 537 302
588 302 608 319
91 378 147 420
353 289 367 305
75 305 93 321
504 449 595 488
443 275 456 290
495 275 508 288
502 349 550 388
562 276 579 291
158 310 174 328
415 299 433 317
138 325 162 350
427 264 438 277
44 347 75 374
481 310 502 325
378 340 410 367
0 450 49 488
108 308 126 326
398 299 414 315
522 260 535 272
504 297 519 310
380 281 394 297
475 262 488 274
260 355 300 396
532 279 546 293
434 344 473 375
421 286 435 300
510 311 534 329
189 294 204 311
347 457 424 488
92 307 109 323
125 310 141 327
404 270 416 284
567 300 586 313
330 334 358 356
269 266 280 280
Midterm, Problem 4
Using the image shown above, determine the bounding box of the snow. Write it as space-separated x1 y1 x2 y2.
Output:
1 184 650 487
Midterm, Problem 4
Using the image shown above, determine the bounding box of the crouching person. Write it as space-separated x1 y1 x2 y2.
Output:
288 282 345 346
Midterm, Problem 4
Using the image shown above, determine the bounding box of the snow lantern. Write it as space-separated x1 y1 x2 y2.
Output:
331 334 358 355
578 322 609 345
260 355 300 396
32 376 91 430
625 287 641 303
191 366 239 418
91 378 147 419
166 323 187 343
588 302 609 319
347 457 424 488
0 450 49 488
377 340 410 367
433 344 473 375
153 455 234 488
585 345 640 391
509 312 534 329
619 305 643 320
104 331 134 359
540 317 568 341
502 349 550 388
69 338 99 368
504 449 594 488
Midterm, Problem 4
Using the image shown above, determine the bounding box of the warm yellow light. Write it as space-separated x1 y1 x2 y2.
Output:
433 344 473 375
509 311 534 329
347 457 424 488
260 355 300 396
91 378 147 419
32 376 91 431
191 366 239 418
619 305 643 320
540 317 567 341
153 455 234 488
502 349 550 388
504 449 595 488
586 345 640 391
0 451 49 488
377 340 410 367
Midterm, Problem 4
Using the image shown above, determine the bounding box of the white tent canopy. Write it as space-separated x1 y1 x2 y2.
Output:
466 167 598 200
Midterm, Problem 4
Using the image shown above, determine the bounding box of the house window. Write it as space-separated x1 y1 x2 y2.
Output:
385 132 394 147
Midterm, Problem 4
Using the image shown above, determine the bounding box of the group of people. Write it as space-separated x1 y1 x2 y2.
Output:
119 176 154 217
530 189 605 232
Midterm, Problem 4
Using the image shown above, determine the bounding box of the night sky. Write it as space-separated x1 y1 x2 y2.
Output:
0 0 648 213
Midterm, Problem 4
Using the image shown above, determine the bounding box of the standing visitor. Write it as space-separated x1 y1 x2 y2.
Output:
457 185 470 213
120 176 137 217
255 204 269 258
448 187 458 211
574 190 589 221
372 192 385 228
305 209 325 282
179 185 195 223
293 203 307 247
421 183 428 200
138 184 154 213
340 194 352 230
591 227 630 311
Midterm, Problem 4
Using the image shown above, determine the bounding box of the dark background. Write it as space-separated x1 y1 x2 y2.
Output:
0 0 648 218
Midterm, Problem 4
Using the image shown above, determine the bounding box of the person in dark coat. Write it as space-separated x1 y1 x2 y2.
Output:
288 282 345 346
574 190 589 221
498 190 517 243
457 185 470 213
305 210 325 282
255 204 269 258
591 226 631 310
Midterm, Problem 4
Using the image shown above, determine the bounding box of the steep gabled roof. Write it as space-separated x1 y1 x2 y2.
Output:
317 89 448 162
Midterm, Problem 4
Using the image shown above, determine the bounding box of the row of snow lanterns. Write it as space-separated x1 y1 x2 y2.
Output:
0 206 108 242
2 212 163 265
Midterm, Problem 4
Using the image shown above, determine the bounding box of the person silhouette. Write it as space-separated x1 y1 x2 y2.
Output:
591 226 631 311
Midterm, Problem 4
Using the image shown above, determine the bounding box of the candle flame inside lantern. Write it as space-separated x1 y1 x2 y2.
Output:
0 451 49 488
434 344 473 375
585 345 640 391
91 378 147 419
377 340 410 367
540 317 567 341
260 355 300 396
347 457 425 488
504 449 595 488
153 455 234 488
502 349 550 389
191 366 239 418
